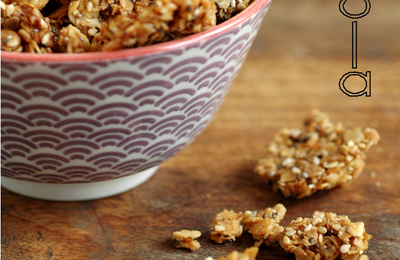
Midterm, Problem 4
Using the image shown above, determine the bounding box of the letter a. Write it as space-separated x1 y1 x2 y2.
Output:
339 71 371 97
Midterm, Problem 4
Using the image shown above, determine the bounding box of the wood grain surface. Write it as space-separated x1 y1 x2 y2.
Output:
2 0 400 259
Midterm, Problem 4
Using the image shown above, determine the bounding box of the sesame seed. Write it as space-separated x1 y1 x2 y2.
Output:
283 236 290 245
294 217 303 223
41 33 50 45
40 19 48 29
304 224 312 231
6 4 14 16
282 157 294 167
340 244 351 253
87 1 93 12
319 227 327 234
308 184 316 189
263 234 269 240
323 161 338 168
311 217 321 225
268 171 276 177
214 225 225 232
313 156 320 165
243 211 252 218
285 229 296 236
291 166 301 174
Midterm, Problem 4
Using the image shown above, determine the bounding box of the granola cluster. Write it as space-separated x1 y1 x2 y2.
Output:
209 209 244 244
1 0 254 53
215 0 251 21
172 229 202 251
208 204 286 247
242 203 286 247
280 211 371 260
171 204 372 259
254 109 380 199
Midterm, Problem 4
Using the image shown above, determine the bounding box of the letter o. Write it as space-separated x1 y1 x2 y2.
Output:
339 0 371 19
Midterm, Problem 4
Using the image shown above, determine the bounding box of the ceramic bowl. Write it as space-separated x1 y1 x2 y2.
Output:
1 0 272 201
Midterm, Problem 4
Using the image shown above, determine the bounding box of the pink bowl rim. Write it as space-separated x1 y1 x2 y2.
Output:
1 0 271 62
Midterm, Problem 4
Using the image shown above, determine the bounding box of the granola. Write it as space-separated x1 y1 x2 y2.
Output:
205 247 259 260
215 0 251 21
242 203 286 247
172 229 202 251
93 0 217 51
1 2 59 53
210 209 243 244
59 24 93 52
254 109 380 199
279 211 371 260
1 0 254 53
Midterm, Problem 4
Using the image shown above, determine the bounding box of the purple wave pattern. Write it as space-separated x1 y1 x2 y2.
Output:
1 5 269 183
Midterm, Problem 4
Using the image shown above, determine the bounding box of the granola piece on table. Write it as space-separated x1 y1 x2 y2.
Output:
279 211 371 260
242 204 286 247
254 109 380 199
172 229 202 251
210 209 243 244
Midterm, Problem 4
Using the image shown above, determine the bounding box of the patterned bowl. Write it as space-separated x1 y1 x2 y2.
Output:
1 0 272 201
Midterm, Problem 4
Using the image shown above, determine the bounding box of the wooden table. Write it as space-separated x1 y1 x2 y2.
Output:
2 0 399 259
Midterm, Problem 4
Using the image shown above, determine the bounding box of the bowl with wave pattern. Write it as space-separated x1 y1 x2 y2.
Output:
1 0 272 201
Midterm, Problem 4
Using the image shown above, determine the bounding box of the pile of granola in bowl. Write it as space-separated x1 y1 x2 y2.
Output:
2 0 255 53
1 0 272 201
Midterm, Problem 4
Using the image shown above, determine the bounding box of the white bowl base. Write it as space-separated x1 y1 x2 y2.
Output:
1 166 158 201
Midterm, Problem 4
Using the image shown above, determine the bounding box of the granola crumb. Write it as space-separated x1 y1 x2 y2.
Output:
172 229 202 251
210 209 243 244
279 211 372 260
254 109 380 199
206 246 259 260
